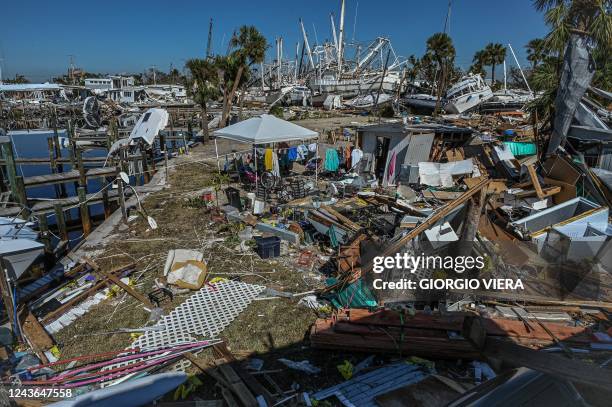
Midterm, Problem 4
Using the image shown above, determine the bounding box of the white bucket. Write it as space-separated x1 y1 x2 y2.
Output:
253 199 265 215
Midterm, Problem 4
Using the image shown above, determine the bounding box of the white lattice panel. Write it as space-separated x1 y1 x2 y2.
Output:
104 281 264 377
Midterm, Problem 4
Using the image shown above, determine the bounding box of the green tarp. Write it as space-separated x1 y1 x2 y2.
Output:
324 278 378 309
503 141 537 156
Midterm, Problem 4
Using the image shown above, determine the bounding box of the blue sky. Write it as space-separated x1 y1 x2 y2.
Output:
0 0 549 82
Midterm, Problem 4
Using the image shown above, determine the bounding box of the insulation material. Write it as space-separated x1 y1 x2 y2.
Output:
493 144 516 161
418 159 474 187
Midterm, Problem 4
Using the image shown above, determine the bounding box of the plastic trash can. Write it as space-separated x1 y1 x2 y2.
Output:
254 236 281 259
225 187 243 210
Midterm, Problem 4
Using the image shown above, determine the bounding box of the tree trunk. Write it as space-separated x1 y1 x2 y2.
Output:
491 63 496 84
201 102 209 142
238 93 244 121
433 62 446 116
220 65 244 128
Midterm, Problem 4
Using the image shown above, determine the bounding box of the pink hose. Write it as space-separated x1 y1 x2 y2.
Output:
54 341 210 380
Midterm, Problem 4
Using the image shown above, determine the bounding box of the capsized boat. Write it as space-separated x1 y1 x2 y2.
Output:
443 74 493 114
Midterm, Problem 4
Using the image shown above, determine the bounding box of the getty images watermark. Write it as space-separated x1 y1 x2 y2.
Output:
371 253 524 290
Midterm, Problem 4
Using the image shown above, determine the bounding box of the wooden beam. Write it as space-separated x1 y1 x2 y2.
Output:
526 164 545 199
93 263 154 308
321 205 361 232
484 337 612 390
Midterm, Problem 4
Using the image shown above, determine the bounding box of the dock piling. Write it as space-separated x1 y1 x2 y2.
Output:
78 187 91 236
53 204 68 242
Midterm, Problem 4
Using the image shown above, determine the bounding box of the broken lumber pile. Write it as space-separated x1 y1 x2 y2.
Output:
310 309 593 359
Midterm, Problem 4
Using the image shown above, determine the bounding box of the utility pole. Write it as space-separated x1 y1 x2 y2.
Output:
206 18 213 58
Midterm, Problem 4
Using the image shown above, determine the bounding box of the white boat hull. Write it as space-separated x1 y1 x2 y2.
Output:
444 88 493 114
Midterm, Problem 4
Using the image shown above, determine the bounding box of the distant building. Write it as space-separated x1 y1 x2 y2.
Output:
84 75 138 102
84 78 112 91
110 75 135 89
144 84 187 99
0 83 66 101
108 88 138 103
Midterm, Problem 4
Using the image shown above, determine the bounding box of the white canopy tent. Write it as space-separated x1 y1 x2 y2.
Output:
212 114 320 186
213 114 318 144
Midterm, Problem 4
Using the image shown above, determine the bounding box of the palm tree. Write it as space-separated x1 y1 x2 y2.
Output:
426 32 456 115
526 38 546 69
406 55 421 82
470 50 488 77
185 59 220 141
484 43 506 84
219 26 268 127
535 0 611 56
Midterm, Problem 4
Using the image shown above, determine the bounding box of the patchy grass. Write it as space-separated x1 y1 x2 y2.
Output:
52 142 326 393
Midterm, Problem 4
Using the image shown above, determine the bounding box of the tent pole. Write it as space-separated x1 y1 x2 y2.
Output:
214 138 221 174
315 141 318 186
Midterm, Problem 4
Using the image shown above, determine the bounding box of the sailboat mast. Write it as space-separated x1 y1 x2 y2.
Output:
206 18 213 58
300 19 315 71
337 0 346 75
443 0 452 34
508 43 532 94
331 13 338 54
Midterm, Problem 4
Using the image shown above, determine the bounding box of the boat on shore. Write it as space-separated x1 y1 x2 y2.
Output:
443 74 493 114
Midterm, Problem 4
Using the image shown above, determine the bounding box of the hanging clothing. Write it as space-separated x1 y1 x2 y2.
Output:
387 151 397 182
308 143 318 152
324 148 340 172
264 148 273 171
361 153 374 172
297 144 308 160
345 146 352 169
337 148 345 167
272 151 280 177
287 147 298 161
351 148 363 167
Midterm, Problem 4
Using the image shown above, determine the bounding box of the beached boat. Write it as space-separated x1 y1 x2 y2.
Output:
345 93 393 109
401 93 439 114
309 71 404 98
480 89 534 112
443 74 493 114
